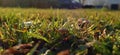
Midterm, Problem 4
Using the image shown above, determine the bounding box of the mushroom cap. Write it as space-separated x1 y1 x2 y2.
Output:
78 18 89 24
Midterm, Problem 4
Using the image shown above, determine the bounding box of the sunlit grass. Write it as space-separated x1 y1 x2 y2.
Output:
0 7 120 55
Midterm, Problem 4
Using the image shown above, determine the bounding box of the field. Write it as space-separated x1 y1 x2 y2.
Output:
0 8 120 55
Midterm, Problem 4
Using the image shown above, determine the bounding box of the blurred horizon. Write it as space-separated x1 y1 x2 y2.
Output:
0 0 82 9
0 0 120 10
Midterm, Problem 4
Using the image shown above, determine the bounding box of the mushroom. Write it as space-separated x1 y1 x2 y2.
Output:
77 18 90 28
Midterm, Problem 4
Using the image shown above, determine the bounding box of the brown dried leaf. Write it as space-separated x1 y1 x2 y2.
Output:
3 43 32 55
57 49 70 55
58 28 69 35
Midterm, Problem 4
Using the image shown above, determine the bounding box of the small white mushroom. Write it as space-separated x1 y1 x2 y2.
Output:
77 18 90 28
23 21 33 27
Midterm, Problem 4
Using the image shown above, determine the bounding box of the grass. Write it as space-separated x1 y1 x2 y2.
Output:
0 7 120 55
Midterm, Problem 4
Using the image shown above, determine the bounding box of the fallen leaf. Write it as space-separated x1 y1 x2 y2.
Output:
3 43 32 55
57 49 70 55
